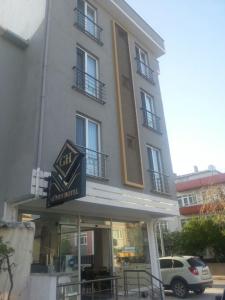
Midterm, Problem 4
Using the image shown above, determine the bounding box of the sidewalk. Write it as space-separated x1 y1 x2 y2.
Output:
213 276 225 281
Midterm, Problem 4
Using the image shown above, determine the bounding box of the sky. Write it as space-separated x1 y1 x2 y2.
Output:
126 0 225 175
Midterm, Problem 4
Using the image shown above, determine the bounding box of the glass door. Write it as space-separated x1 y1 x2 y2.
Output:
59 225 79 275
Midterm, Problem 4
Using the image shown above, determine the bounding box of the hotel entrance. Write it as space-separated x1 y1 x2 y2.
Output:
79 219 113 282
19 211 152 299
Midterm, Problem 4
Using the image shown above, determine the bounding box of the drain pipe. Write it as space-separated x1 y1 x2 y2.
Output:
35 0 52 196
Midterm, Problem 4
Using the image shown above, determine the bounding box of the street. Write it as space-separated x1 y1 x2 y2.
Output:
165 280 225 300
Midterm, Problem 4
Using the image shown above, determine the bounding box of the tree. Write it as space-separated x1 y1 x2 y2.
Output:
182 217 225 261
200 185 225 223
0 237 15 300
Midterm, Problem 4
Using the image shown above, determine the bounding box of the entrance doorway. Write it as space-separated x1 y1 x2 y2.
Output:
80 222 112 281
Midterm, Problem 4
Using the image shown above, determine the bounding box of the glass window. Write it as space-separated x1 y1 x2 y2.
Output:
147 146 164 193
183 197 188 206
76 115 86 147
160 259 172 269
80 233 87 245
86 3 96 36
112 222 150 271
76 115 100 177
187 257 205 267
173 260 184 268
86 54 97 96
76 47 98 97
141 91 156 129
178 197 183 207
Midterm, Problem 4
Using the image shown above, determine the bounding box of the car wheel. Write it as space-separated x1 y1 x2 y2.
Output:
171 279 188 298
194 288 205 295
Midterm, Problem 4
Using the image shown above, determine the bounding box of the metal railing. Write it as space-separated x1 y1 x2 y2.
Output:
123 269 164 300
74 8 103 45
142 108 161 133
136 58 155 84
149 170 169 194
57 276 120 300
73 67 105 104
76 145 109 180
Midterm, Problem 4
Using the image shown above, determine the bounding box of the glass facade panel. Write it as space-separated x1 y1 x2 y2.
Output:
112 222 150 270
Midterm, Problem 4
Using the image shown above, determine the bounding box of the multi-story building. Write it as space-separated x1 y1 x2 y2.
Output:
176 167 225 226
0 0 178 298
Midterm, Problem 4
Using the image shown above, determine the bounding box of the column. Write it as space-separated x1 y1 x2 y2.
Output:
147 220 162 282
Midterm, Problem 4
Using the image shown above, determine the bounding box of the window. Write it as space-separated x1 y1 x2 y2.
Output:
77 0 96 36
160 259 172 269
178 197 182 208
147 146 168 193
178 194 198 207
183 197 188 206
76 47 98 97
136 46 148 75
76 114 100 177
80 233 87 245
76 0 103 44
187 257 205 267
135 45 154 84
157 221 168 232
141 90 160 132
75 47 105 102
173 260 184 268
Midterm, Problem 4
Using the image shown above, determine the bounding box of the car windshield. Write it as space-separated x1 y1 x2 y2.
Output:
187 257 205 267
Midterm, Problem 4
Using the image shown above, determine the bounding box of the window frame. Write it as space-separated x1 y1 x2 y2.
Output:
178 193 198 208
84 1 97 36
76 113 101 152
147 145 163 174
76 47 99 97
147 145 168 193
136 45 149 67
160 259 173 269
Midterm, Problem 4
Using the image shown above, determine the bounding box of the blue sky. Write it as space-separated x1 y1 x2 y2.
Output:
126 0 225 175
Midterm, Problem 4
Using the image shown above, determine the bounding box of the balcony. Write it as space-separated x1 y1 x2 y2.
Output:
142 108 161 133
135 58 154 84
149 170 169 194
77 145 109 180
74 8 103 45
73 67 105 104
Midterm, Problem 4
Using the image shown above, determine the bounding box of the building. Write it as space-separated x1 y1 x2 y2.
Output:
176 167 225 226
0 0 178 298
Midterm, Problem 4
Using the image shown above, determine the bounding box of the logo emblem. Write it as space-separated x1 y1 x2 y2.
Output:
46 140 86 208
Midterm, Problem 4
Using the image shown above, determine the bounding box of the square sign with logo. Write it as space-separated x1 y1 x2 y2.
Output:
46 140 86 208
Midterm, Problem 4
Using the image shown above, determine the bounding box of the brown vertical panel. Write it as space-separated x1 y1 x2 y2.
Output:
113 22 144 188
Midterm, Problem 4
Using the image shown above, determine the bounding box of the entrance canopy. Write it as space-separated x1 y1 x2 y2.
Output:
19 181 179 221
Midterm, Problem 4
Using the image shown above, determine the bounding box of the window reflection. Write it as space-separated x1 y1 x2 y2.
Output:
112 222 150 271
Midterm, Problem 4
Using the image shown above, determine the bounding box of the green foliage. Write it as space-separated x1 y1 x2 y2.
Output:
0 237 14 258
162 231 185 256
161 217 225 262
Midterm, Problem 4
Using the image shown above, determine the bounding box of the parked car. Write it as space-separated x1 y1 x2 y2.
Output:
159 256 213 298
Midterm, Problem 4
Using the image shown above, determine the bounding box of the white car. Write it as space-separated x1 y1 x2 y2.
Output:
159 256 213 298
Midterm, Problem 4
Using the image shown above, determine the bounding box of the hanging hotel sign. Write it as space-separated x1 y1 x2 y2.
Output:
46 140 86 208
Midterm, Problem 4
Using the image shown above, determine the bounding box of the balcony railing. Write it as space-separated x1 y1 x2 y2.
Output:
77 145 108 180
135 58 154 84
73 67 105 104
149 170 169 194
74 8 103 45
142 108 161 133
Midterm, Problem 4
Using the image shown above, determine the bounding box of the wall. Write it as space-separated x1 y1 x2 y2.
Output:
0 8 46 208
0 222 34 300
0 0 46 40
207 263 225 276
39 0 175 199
28 275 57 300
